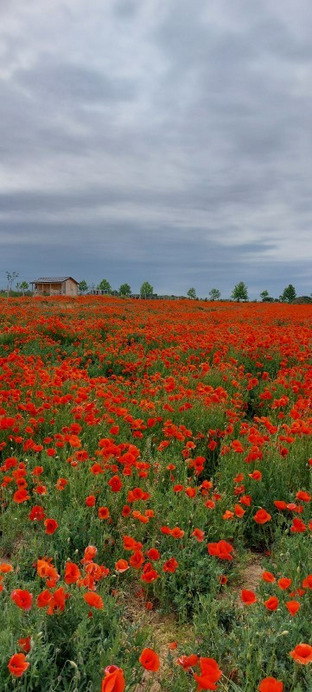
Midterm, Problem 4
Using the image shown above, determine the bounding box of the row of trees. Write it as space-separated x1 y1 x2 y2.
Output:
3 273 304 303
187 283 300 303
81 279 301 303
79 279 154 299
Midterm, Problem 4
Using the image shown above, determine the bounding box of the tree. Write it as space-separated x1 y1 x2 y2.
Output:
209 288 221 301
78 280 88 294
97 279 112 294
187 287 196 300
6 271 19 297
231 281 248 302
280 284 296 303
119 283 132 297
140 281 153 299
260 290 274 302
19 281 29 296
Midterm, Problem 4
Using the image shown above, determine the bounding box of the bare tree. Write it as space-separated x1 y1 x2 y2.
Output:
6 271 19 297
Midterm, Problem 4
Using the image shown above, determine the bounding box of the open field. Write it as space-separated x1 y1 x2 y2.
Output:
0 297 311 691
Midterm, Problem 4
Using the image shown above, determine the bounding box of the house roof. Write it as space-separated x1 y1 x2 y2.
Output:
32 277 79 284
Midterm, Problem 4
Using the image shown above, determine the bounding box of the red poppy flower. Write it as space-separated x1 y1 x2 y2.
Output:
44 518 58 534
290 518 307 533
258 676 283 692
262 571 275 583
171 527 184 539
85 495 96 507
101 666 125 692
302 574 312 589
286 600 300 616
83 592 104 609
13 488 30 503
18 637 31 653
289 643 312 664
207 540 233 561
64 562 81 584
163 558 178 573
115 559 129 573
98 506 110 520
241 589 257 605
278 577 292 590
146 548 160 561
249 470 262 481
29 505 45 521
8 653 29 677
11 589 33 611
192 528 205 542
177 654 199 669
253 509 271 524
193 657 222 691
108 475 123 492
296 490 311 502
129 551 145 569
141 563 159 582
139 648 160 671
265 596 279 611
37 589 53 608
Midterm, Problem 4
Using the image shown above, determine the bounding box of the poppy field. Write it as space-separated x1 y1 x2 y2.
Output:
0 296 311 691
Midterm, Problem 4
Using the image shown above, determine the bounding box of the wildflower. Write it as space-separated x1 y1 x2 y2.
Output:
64 562 81 584
265 596 279 611
101 666 125 692
11 589 33 611
8 653 29 677
29 505 45 521
83 592 104 609
286 600 300 616
37 589 53 608
193 657 222 691
163 558 178 573
262 571 275 583
108 475 123 492
139 648 160 671
253 509 271 524
258 676 283 692
18 637 31 653
98 506 110 520
192 528 205 542
13 488 30 503
146 548 160 561
249 470 262 481
47 586 69 614
171 527 184 539
177 654 199 669
241 589 257 605
289 643 312 664
115 559 129 573
278 577 292 590
85 495 96 507
302 575 312 589
207 540 234 561
44 518 58 534
290 518 307 533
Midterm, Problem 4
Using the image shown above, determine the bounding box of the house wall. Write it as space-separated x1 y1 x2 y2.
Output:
34 280 78 296
36 283 62 295
63 279 78 296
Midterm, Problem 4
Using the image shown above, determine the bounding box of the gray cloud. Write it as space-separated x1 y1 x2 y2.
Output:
0 0 311 298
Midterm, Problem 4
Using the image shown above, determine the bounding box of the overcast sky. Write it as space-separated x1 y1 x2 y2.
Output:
0 0 311 298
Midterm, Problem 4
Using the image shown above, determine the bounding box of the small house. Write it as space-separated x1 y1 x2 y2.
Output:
31 277 79 296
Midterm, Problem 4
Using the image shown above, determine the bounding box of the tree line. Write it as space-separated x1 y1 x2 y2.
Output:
80 279 305 303
2 272 310 303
